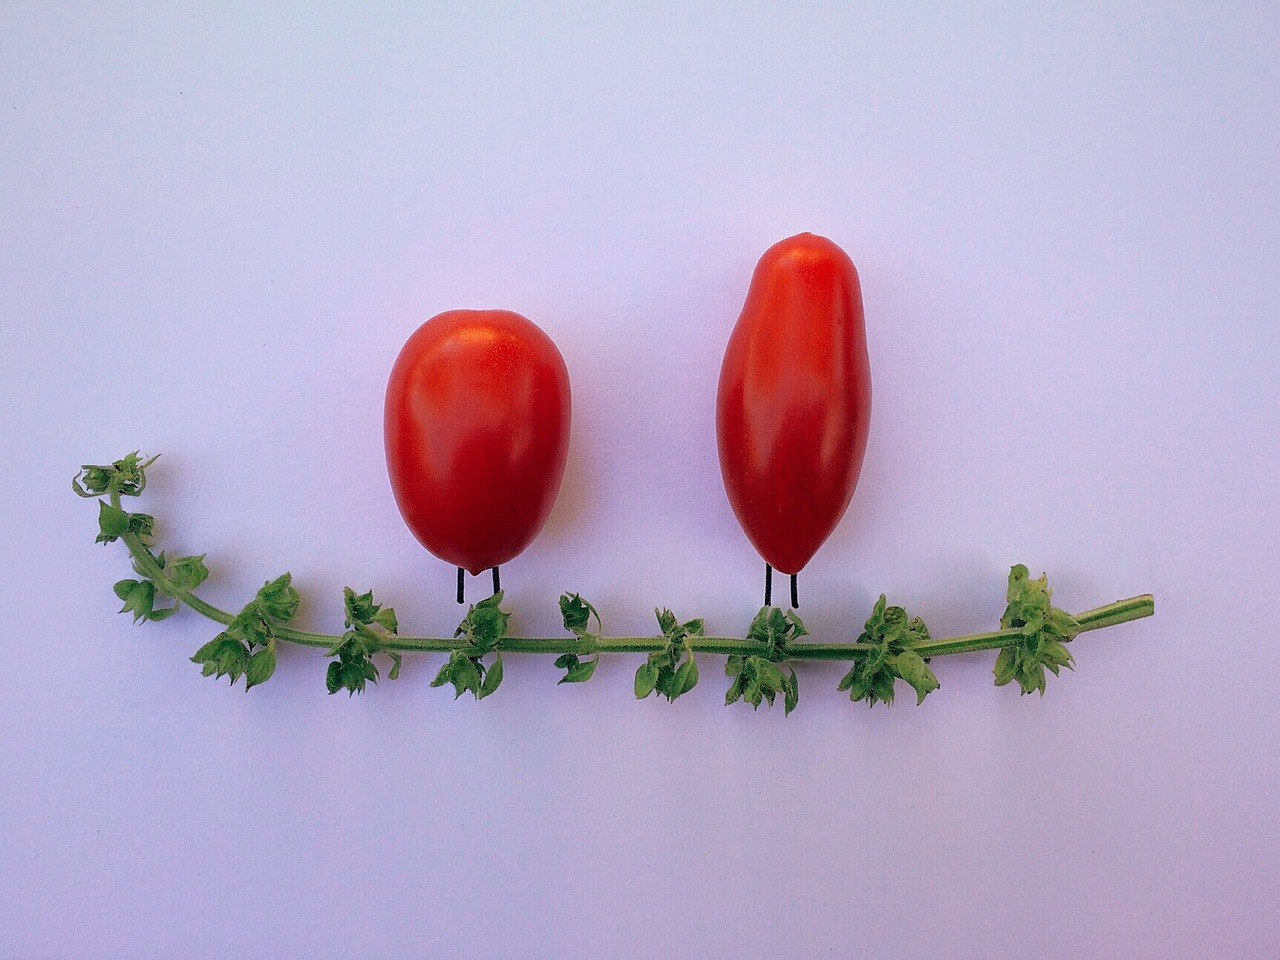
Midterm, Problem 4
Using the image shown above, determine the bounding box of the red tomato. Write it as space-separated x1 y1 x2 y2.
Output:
716 233 872 575
384 309 571 574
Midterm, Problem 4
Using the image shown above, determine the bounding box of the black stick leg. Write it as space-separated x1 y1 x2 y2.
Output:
457 566 465 604
790 573 799 609
492 565 500 595
764 563 773 606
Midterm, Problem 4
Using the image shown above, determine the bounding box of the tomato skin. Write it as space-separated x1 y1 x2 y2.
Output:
716 233 871 575
384 309 571 574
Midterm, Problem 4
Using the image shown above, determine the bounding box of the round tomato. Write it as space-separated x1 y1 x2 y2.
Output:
384 309 571 575
716 233 872 576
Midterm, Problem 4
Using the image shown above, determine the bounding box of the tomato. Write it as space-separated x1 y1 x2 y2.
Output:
384 309 571 576
716 233 871 577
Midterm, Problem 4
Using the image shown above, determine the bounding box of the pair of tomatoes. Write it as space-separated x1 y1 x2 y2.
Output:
383 233 871 598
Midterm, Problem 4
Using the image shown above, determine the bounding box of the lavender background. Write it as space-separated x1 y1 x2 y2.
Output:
2 2 1277 957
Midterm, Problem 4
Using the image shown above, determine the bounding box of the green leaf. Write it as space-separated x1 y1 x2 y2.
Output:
634 661 659 699
113 452 157 495
757 659 786 693
430 659 454 689
191 636 222 665
343 587 377 625
148 605 177 622
655 608 677 636
126 512 155 541
96 501 130 543
892 650 940 705
746 607 772 644
166 555 209 591
456 592 511 651
654 663 675 700
230 606 270 647
341 586 398 637
725 672 746 705
786 610 807 639
74 466 110 497
672 655 699 699
256 574 300 623
191 634 249 684
326 632 351 657
116 579 156 622
1041 639 1074 673
747 604 808 660
559 593 600 637
387 652 402 681
836 665 855 692
451 654 481 699
340 660 367 696
245 648 277 690
557 652 598 684
561 656 598 684
783 668 799 716
468 608 507 648
325 660 342 694
479 653 504 699
431 652 477 697
993 647 1017 687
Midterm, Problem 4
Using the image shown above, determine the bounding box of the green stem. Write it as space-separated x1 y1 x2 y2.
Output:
121 519 232 626
112 492 1154 662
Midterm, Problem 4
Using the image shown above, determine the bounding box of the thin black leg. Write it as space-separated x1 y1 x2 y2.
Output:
457 566 465 604
492 565 501 595
764 563 773 606
790 573 799 609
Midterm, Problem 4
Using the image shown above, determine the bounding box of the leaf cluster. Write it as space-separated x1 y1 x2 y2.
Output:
190 573 299 690
73 452 158 499
725 655 798 714
554 593 601 684
746 606 807 655
432 592 509 699
75 454 160 548
95 501 155 546
723 606 807 714
838 596 938 707
325 587 403 696
993 565 1079 696
634 609 702 702
113 551 209 623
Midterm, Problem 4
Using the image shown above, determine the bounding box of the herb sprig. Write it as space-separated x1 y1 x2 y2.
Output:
77 453 1155 711
725 607 806 714
838 596 938 707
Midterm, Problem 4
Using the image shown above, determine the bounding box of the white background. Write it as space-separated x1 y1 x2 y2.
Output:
2 2 1277 957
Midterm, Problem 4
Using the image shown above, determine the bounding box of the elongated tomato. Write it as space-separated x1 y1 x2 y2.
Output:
384 309 571 574
716 233 871 575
